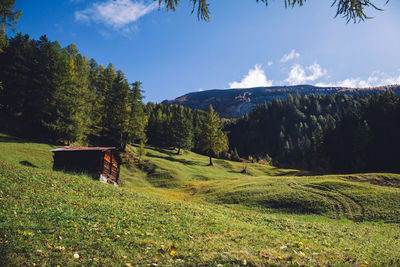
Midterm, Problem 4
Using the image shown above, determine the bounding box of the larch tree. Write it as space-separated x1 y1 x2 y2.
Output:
47 46 92 145
108 69 131 150
125 81 147 147
199 105 228 166
97 63 117 141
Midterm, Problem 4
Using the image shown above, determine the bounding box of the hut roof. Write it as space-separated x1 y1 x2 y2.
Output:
51 147 117 152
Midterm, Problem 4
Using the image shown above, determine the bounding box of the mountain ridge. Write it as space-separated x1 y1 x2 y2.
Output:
162 84 400 118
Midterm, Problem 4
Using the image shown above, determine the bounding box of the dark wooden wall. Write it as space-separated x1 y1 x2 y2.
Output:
53 150 120 183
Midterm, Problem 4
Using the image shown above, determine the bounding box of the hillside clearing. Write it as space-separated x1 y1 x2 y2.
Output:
1 133 400 266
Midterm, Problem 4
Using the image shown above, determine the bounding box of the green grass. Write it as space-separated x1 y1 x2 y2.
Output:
203 176 400 222
1 133 400 266
0 133 56 170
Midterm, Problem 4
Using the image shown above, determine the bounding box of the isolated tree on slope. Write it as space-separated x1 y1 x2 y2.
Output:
199 105 228 166
158 0 389 23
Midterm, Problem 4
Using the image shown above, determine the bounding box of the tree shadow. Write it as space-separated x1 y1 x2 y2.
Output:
145 153 199 166
0 135 28 144
274 169 315 176
148 146 178 156
19 161 38 168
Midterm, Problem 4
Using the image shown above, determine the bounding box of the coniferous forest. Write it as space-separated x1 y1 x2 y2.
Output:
226 93 400 173
0 34 228 159
1 34 400 174
0 33 147 150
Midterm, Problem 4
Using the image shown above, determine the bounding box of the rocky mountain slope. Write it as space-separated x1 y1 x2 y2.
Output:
162 85 400 118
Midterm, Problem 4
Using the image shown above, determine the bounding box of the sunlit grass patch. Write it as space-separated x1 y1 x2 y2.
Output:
1 133 400 265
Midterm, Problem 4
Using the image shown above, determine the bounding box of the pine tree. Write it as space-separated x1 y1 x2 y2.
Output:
97 63 117 142
199 105 228 166
0 33 33 114
87 58 101 131
147 107 166 146
46 47 92 144
108 70 130 150
124 81 147 148
171 105 193 154
24 36 60 134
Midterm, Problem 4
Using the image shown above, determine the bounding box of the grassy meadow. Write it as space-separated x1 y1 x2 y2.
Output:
1 133 400 266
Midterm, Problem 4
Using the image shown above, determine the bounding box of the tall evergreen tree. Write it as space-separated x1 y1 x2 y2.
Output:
171 105 193 154
147 107 166 147
199 105 228 165
97 63 116 141
46 47 92 144
24 36 62 136
123 81 147 150
108 70 130 150
0 33 33 114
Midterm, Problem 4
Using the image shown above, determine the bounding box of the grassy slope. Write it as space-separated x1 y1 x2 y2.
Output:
1 133 400 266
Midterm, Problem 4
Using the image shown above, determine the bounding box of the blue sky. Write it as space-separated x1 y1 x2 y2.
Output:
14 0 400 102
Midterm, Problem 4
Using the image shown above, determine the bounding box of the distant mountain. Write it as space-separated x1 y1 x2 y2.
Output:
162 85 400 118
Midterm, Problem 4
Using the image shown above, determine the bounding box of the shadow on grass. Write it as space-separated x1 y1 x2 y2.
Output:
20 161 38 168
0 134 58 146
0 135 28 144
146 153 199 166
146 146 177 156
275 170 303 176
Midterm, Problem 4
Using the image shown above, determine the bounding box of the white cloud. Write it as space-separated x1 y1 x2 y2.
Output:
285 63 327 85
267 61 273 66
229 64 273 89
316 70 400 88
280 49 300 63
198 88 204 92
75 0 157 29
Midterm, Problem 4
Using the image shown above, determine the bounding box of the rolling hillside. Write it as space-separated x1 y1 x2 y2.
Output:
162 85 400 118
1 133 400 266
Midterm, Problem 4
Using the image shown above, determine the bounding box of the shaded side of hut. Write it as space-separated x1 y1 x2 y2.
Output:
51 147 120 184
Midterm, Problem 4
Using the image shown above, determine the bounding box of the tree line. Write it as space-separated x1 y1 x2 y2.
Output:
226 92 400 173
0 33 228 162
145 103 228 165
0 33 147 150
2 34 398 173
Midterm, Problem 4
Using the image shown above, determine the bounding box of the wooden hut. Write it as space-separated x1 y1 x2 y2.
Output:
51 147 120 184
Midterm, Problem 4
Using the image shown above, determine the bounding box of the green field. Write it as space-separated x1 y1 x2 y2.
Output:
1 133 400 266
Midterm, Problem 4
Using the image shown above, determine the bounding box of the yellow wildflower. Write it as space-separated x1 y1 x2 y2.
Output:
170 250 177 257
